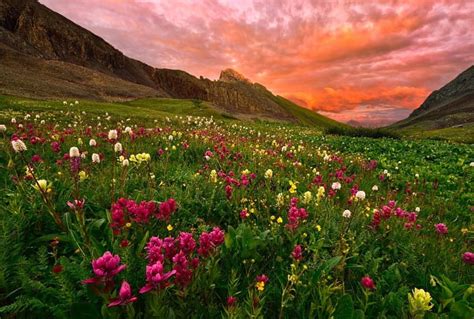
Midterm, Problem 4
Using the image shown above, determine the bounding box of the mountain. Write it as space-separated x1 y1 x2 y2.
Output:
0 0 343 128
391 65 474 129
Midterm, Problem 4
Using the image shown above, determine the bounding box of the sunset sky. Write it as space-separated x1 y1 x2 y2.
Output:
40 0 473 126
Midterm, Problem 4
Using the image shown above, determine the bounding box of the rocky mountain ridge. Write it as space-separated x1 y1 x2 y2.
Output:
392 65 474 129
0 0 316 123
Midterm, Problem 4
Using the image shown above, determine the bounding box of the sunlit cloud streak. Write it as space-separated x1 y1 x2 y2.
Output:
40 0 474 125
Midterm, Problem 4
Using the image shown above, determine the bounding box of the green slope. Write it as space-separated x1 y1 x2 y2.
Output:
270 95 347 129
0 95 231 121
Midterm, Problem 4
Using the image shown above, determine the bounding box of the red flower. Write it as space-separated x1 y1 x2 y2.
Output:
52 264 63 274
227 296 237 307
360 276 376 290
256 274 269 283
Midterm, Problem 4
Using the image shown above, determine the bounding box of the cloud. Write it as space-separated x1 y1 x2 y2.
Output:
39 0 474 124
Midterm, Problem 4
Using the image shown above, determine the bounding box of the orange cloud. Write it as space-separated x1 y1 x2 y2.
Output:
287 86 429 112
39 0 474 125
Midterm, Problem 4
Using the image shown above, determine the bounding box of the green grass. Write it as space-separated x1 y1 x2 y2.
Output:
397 124 474 144
270 95 348 129
0 98 473 318
0 95 230 121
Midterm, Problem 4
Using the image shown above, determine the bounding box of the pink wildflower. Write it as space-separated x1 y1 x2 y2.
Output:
462 252 474 265
360 276 376 290
108 281 137 307
291 244 303 261
139 261 176 294
83 251 126 285
435 223 448 235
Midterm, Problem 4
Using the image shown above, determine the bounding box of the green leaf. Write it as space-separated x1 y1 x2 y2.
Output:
88 218 106 230
224 232 232 249
353 309 365 319
313 256 343 282
333 294 354 319
450 301 474 319
137 230 150 255
70 303 100 319
35 233 71 243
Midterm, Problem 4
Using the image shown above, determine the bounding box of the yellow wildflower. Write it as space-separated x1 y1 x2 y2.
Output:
78 170 88 181
317 186 325 201
289 180 298 194
33 179 52 193
209 170 218 183
264 169 273 179
255 281 265 291
302 191 312 204
276 193 285 207
408 288 433 318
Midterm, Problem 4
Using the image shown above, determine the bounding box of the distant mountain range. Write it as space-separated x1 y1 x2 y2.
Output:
391 65 474 130
0 0 344 128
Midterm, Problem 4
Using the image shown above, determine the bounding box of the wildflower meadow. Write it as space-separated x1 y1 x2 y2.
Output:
0 104 472 318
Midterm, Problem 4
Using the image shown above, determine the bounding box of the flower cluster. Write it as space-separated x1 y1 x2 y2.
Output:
141 227 224 293
110 198 177 233
255 274 269 291
286 198 308 231
83 251 126 287
371 200 420 230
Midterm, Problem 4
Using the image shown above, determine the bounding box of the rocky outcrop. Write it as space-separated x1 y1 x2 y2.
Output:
409 65 474 118
219 68 250 84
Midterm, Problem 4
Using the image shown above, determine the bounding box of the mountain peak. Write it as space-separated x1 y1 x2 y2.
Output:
219 68 250 84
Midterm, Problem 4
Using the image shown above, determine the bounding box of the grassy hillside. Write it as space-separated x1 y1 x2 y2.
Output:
395 123 474 144
0 95 231 122
270 95 347 129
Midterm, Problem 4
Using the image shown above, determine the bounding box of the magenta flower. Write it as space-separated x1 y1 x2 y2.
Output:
225 185 233 199
83 251 126 285
227 296 238 307
145 236 165 264
172 251 193 287
127 200 156 224
139 261 176 294
31 154 43 163
209 227 225 245
197 227 225 257
108 281 138 307
462 252 474 265
286 198 308 231
240 209 249 219
163 236 177 259
256 274 269 283
291 244 303 261
50 141 61 153
435 223 448 235
360 276 376 290
67 199 85 210
156 198 177 220
178 232 196 254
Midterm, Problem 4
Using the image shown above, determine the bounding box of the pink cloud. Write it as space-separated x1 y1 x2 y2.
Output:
39 0 474 125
